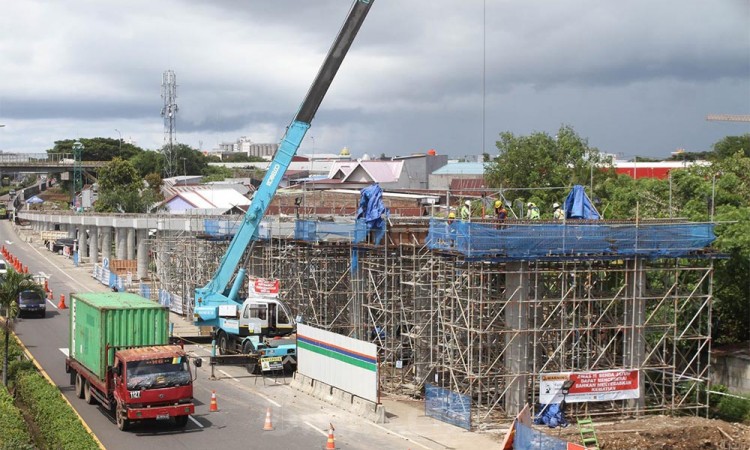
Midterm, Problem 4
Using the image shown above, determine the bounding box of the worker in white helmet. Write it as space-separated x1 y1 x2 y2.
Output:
526 202 540 220
553 202 565 220
460 200 472 221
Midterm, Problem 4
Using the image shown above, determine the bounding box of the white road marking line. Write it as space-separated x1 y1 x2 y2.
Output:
305 421 329 437
367 422 432 450
26 243 97 292
254 391 281 407
188 415 204 428
218 369 238 382
59 348 69 357
47 299 58 309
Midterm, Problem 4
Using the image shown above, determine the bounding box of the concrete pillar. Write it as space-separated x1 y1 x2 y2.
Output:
77 225 88 262
504 261 530 416
88 226 99 265
67 224 76 239
101 226 113 263
116 227 127 260
136 229 149 280
624 258 646 411
126 228 136 260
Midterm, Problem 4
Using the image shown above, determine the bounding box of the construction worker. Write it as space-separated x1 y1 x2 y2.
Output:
553 202 565 220
447 211 456 223
460 200 471 221
526 202 540 220
494 200 507 223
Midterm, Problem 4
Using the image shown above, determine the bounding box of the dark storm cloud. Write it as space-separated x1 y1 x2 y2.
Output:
0 0 747 156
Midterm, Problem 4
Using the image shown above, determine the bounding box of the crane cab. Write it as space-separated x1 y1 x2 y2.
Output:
239 298 295 338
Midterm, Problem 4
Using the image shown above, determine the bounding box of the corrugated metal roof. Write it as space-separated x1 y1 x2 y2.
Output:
166 187 251 210
431 162 486 175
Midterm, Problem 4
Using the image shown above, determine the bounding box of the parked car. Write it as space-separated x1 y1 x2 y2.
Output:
51 237 76 253
18 290 46 318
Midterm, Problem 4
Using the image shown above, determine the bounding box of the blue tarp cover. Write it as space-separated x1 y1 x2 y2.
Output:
563 185 599 220
355 184 389 245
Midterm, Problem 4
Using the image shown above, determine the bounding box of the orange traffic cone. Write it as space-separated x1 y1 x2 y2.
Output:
209 390 218 412
263 407 273 431
44 280 49 293
326 423 336 450
47 290 53 300
58 294 67 309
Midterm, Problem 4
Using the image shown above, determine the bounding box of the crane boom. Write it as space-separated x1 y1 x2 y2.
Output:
705 114 750 122
195 0 374 324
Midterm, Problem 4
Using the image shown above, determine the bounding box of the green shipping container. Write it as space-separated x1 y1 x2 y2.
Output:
69 292 169 380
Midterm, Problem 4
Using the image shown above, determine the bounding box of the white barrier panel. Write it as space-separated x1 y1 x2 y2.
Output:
539 369 640 403
297 324 378 403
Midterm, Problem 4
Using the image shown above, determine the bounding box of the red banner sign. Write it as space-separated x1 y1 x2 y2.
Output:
249 277 280 296
540 369 640 404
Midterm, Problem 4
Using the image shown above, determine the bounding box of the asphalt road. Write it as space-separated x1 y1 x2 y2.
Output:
3 221 416 450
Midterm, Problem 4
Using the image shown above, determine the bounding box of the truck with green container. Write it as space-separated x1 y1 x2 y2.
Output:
65 292 200 430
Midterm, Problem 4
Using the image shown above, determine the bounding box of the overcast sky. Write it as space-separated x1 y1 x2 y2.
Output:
1 0 748 160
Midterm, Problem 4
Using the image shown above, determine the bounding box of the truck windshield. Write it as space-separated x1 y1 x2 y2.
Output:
126 357 190 390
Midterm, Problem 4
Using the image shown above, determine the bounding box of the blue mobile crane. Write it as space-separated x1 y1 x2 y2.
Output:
194 0 374 368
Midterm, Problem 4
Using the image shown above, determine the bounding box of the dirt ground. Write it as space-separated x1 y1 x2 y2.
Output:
553 415 750 450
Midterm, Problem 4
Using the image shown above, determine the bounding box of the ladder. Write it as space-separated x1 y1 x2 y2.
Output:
577 417 600 449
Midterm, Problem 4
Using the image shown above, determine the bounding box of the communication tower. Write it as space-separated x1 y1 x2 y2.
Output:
161 70 179 178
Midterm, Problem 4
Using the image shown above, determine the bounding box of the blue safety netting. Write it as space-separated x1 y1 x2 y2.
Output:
425 383 472 430
204 218 241 237
294 220 363 242
513 422 568 450
426 220 715 260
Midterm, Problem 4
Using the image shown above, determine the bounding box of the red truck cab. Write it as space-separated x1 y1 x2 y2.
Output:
111 346 196 430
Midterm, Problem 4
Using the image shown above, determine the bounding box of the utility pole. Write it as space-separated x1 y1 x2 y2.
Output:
161 70 179 178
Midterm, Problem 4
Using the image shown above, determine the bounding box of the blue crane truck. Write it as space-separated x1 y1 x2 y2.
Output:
193 0 374 370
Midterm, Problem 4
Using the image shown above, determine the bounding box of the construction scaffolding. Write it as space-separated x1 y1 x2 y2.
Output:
149 215 717 428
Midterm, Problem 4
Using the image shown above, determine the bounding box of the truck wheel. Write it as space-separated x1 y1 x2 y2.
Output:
84 380 97 405
174 415 189 428
116 404 130 431
241 340 255 354
217 331 229 355
75 373 85 399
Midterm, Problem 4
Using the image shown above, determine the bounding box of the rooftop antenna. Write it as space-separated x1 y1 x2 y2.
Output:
161 70 178 178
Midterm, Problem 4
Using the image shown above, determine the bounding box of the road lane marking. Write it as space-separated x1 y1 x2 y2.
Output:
218 369 238 382
367 422 432 450
25 242 97 292
47 298 58 309
60 348 69 357
254 391 281 407
189 415 204 428
305 421 329 437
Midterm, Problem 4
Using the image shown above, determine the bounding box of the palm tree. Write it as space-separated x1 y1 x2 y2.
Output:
1 269 46 386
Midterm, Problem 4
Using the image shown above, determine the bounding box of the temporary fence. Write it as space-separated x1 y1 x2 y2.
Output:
426 219 715 259
294 219 363 242
92 262 132 291
512 422 571 450
425 383 472 430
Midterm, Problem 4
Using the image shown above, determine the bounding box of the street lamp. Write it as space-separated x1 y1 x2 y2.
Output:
114 129 122 153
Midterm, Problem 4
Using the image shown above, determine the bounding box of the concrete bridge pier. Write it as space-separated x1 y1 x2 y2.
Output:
77 225 88 263
101 226 113 263
504 261 530 416
126 228 136 260
89 225 99 265
136 229 149 280
115 227 127 260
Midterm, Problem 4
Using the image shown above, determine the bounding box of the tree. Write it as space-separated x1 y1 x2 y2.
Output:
48 138 143 161
95 158 162 213
484 125 615 215
711 134 750 160
1 269 45 386
130 150 165 178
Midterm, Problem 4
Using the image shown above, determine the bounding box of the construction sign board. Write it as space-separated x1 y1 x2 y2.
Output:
539 369 640 404
248 277 280 297
260 356 283 372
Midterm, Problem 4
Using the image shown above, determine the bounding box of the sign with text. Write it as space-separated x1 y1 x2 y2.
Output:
261 356 283 372
248 277 280 297
539 369 640 404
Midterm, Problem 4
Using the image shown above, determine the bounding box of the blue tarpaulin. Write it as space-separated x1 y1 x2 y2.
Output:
355 184 389 245
563 185 599 220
